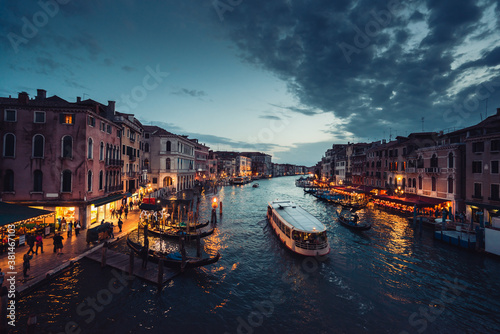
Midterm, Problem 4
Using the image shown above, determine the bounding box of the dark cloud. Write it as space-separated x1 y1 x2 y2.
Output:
171 88 207 98
259 115 282 120
212 0 500 141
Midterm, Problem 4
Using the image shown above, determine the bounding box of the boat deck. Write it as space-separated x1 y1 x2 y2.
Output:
434 230 476 250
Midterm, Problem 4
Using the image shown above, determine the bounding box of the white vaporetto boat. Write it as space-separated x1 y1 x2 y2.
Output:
267 200 330 256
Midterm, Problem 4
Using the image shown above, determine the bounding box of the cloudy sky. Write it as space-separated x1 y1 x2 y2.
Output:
2 0 500 166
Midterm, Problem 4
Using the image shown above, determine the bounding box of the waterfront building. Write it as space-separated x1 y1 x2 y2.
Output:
240 152 272 177
1 90 123 228
190 139 210 181
142 126 195 192
236 155 252 176
107 112 143 196
207 150 219 179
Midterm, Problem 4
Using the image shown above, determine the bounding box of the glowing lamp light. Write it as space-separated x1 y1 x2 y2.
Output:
212 197 219 209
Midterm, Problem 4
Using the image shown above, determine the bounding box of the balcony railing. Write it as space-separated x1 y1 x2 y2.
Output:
122 171 137 178
425 167 440 174
406 168 416 173
106 158 124 167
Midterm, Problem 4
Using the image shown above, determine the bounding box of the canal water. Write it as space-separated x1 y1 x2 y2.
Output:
16 176 500 333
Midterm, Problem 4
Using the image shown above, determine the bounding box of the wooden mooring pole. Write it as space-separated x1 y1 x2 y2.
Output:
219 201 223 215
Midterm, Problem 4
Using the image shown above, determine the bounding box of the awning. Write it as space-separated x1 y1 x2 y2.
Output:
0 202 55 226
372 194 449 208
465 201 500 211
139 203 163 211
90 192 131 207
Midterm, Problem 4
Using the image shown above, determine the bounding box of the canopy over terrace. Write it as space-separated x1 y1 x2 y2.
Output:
372 193 450 209
0 201 55 226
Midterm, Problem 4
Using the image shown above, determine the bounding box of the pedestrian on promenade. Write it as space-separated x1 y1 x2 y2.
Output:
109 223 115 239
129 201 133 212
67 221 73 238
35 233 44 254
0 268 5 287
118 218 123 232
23 252 33 278
26 233 36 255
111 208 115 219
75 221 81 236
53 233 64 254
117 208 122 219
124 206 129 219
61 217 67 232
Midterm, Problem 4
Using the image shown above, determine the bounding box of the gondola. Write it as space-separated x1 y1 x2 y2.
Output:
168 220 209 230
126 237 221 270
252 183 259 188
336 209 372 231
146 224 216 239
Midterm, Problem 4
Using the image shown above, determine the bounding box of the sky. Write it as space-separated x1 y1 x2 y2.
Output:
1 0 500 166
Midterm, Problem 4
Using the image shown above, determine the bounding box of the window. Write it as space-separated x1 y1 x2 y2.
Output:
431 177 436 191
492 161 499 174
60 113 75 124
152 177 157 184
472 161 482 173
107 125 111 134
99 142 104 161
87 170 93 192
4 109 16 122
166 158 171 170
492 140 500 152
473 183 482 199
32 134 44 158
88 116 95 127
145 143 149 152
122 145 125 155
145 133 150 139
166 141 171 151
34 111 46 123
413 178 417 188
491 184 500 201
62 136 73 158
472 142 484 153
3 170 14 192
430 154 438 168
448 152 454 168
33 170 43 192
88 138 93 159
62 170 72 192
418 176 422 190
3 133 15 157
99 171 103 190
101 122 106 132
448 177 453 194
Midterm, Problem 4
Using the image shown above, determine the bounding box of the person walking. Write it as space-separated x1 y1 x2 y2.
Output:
75 221 81 236
53 233 64 254
23 252 33 278
26 233 36 255
129 201 133 212
61 217 67 232
109 223 115 239
35 233 44 254
124 206 129 219
118 218 123 232
111 208 115 219
67 221 73 238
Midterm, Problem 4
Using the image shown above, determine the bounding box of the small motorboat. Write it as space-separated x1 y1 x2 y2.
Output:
336 208 372 231
252 183 260 188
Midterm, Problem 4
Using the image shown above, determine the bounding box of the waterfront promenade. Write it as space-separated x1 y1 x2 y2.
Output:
0 209 141 294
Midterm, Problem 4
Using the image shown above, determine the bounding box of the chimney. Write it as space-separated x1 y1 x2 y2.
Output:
18 92 29 104
77 96 81 103
107 100 115 114
36 89 46 100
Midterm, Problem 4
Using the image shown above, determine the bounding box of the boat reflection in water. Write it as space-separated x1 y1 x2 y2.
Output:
267 200 330 256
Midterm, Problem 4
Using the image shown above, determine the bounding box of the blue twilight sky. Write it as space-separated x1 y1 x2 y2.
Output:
1 0 500 166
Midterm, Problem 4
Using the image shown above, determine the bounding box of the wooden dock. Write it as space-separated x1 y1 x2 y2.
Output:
85 249 180 285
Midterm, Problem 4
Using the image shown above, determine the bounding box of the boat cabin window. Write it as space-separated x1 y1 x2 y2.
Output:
292 230 327 244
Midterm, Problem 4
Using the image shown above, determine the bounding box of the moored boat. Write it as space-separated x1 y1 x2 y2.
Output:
252 183 259 188
267 200 330 256
127 237 221 270
145 224 216 239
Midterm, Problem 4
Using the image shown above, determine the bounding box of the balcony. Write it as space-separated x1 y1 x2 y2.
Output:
123 171 137 178
425 167 440 174
128 155 136 162
405 168 416 173
106 158 124 167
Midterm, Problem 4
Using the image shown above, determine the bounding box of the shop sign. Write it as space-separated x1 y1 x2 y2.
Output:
19 235 25 246
45 226 51 236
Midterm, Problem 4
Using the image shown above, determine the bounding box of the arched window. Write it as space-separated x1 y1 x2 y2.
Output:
145 143 149 152
88 170 93 192
430 154 438 168
389 177 392 186
99 170 103 190
33 170 43 192
144 159 149 170
448 177 454 194
432 177 436 191
166 141 171 151
62 136 73 158
418 176 422 190
402 178 406 188
166 158 171 170
413 178 416 188
33 134 44 158
100 142 104 161
62 170 72 192
448 152 454 168
3 133 15 157
88 138 93 159
3 169 14 192
408 178 411 187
